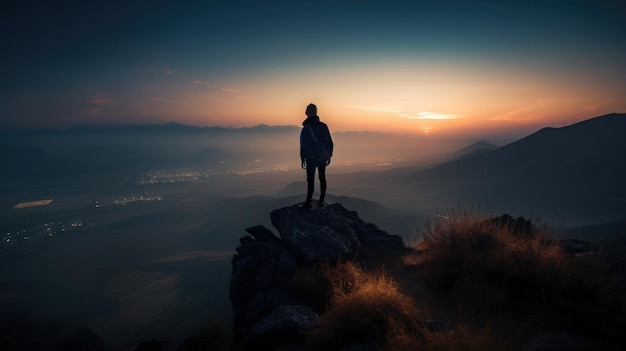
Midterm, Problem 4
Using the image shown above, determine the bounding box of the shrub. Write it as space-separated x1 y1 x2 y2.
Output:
418 208 625 343
302 262 498 350
288 261 363 313
421 209 571 307
302 262 418 349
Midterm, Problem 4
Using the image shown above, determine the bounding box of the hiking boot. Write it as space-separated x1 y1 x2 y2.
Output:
301 201 312 209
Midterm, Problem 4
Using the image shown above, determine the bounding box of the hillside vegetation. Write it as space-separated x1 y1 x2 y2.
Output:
289 209 625 350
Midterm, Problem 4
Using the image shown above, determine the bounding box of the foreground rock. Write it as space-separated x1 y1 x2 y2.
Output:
486 213 535 236
230 203 407 350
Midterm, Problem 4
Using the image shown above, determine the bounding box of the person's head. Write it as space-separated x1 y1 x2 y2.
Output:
305 103 317 117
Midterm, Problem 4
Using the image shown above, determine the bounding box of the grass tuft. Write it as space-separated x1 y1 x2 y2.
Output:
301 262 498 350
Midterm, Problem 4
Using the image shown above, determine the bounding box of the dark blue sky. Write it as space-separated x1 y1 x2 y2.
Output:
1 0 624 135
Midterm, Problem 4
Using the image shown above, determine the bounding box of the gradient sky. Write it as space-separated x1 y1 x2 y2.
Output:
1 0 624 136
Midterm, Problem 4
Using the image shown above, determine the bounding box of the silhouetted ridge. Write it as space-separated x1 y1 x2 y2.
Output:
415 113 626 218
62 123 300 134
65 123 229 134
449 140 499 160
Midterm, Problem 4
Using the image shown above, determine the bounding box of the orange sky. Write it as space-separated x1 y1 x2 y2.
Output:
2 1 624 139
153 58 625 137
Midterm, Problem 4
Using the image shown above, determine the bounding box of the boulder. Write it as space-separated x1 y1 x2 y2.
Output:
271 203 406 265
230 230 296 338
249 305 320 335
270 204 363 264
487 214 534 236
238 305 319 351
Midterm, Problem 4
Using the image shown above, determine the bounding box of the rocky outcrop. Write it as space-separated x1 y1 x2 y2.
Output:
229 203 407 350
487 213 534 236
488 215 601 256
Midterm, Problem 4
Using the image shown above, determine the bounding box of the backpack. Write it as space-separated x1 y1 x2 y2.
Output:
306 125 331 164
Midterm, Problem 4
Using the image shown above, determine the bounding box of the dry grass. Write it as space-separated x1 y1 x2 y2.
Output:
311 264 419 349
298 262 500 351
418 208 626 344
420 209 570 308
242 208 625 349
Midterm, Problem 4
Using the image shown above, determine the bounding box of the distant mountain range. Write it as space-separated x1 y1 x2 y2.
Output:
410 113 626 225
64 123 301 134
0 123 301 136
0 122 476 140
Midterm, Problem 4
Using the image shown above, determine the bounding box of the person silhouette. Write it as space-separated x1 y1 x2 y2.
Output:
300 103 333 208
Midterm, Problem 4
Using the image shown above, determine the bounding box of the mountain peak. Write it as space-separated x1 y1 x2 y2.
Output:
417 112 626 225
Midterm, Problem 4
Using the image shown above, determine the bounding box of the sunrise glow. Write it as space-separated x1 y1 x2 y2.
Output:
1 1 623 139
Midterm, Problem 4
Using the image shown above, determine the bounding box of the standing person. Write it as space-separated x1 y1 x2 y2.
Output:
300 103 333 208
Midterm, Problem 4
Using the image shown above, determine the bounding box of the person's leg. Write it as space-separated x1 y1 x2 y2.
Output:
318 164 327 205
304 162 316 206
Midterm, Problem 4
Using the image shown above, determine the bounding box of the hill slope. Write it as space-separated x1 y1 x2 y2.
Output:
448 140 499 160
414 113 626 224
